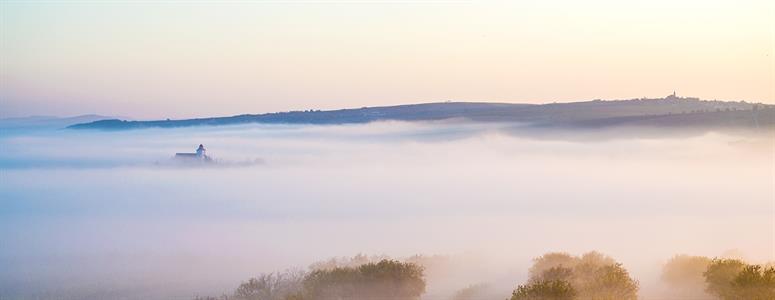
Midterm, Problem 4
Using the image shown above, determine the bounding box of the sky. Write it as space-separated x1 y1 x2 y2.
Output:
1 0 773 119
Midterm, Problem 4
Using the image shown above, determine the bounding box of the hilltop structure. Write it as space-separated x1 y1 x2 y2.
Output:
175 144 212 162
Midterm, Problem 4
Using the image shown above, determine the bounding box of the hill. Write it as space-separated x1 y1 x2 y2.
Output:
1 114 118 131
67 96 773 130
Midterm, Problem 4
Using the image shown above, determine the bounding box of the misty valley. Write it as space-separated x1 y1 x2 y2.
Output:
3 0 773 298
0 111 772 299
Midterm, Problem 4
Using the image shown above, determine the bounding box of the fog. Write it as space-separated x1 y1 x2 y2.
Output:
0 122 772 299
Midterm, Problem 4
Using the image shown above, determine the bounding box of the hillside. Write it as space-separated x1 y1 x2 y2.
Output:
68 96 772 130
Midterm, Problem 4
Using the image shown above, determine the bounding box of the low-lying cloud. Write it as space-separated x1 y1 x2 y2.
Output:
0 122 772 299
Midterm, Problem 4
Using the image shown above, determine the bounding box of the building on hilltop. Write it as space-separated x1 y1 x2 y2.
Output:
175 144 212 162
664 91 699 101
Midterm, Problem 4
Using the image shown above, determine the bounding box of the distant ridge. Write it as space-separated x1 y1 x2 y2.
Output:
1 114 118 130
68 97 773 130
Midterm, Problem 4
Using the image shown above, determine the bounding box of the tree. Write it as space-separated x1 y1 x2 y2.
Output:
731 265 775 300
308 254 389 271
513 251 638 300
529 252 577 280
537 266 573 283
705 259 775 300
661 255 712 298
452 284 493 300
300 259 425 300
511 280 576 300
195 257 426 300
193 296 226 300
578 264 638 300
233 270 306 300
704 258 746 299
662 255 711 288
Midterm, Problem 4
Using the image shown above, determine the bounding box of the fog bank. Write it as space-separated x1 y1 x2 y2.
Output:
0 122 772 299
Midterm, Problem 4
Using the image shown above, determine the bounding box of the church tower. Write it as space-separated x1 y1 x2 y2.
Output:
196 144 206 158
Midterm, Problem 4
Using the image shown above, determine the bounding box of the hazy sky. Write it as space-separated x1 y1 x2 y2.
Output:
1 0 773 119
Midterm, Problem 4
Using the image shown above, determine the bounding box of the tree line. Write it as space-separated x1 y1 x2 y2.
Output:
662 254 774 300
195 252 774 300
